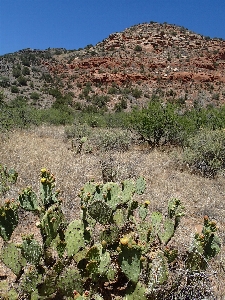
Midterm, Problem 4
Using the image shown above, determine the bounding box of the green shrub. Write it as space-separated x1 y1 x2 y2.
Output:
22 67 30 76
11 86 19 93
132 88 142 99
182 129 225 177
30 92 40 100
17 76 27 86
91 128 132 151
134 45 142 51
129 101 181 147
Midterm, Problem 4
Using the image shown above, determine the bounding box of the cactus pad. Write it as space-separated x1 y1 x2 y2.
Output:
0 200 19 241
1 243 26 276
88 200 112 224
18 187 40 211
21 235 42 266
65 219 85 256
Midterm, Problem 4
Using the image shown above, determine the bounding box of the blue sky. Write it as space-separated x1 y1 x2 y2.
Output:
0 0 224 55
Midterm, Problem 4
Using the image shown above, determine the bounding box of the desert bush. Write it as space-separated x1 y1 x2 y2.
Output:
65 122 91 139
129 101 181 147
17 76 27 86
0 169 220 299
11 86 19 93
181 129 225 177
91 128 132 152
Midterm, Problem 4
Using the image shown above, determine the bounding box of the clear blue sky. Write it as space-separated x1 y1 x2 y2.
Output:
0 0 224 55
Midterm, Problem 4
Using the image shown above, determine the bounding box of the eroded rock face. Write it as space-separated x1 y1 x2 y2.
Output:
1 22 224 108
42 22 225 108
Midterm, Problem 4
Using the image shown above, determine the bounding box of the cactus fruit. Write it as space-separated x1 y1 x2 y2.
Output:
21 234 42 266
1 242 26 276
65 220 85 257
18 187 40 211
0 199 19 241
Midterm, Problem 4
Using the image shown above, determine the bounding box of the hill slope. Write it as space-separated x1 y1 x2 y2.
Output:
1 22 225 110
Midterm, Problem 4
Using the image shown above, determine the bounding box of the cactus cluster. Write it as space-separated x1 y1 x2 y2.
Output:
0 168 221 299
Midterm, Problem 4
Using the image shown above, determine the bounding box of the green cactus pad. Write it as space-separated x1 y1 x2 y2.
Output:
124 281 147 300
147 251 169 291
0 200 19 241
121 180 135 203
57 267 83 297
40 204 64 246
1 243 26 276
86 244 101 262
65 219 85 256
19 266 42 295
88 200 112 224
18 187 40 211
21 236 42 266
135 176 146 195
139 205 148 221
100 224 120 245
102 182 121 209
158 219 174 245
118 245 142 284
37 269 58 297
113 208 126 227
98 251 111 275
150 211 163 235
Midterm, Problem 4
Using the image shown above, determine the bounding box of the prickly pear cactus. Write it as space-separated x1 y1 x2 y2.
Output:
118 237 142 284
57 267 83 297
65 219 85 256
135 176 146 195
124 281 147 300
40 168 60 207
158 219 174 245
147 251 169 292
18 187 40 211
187 215 221 271
88 200 112 224
139 201 150 221
0 164 18 196
39 203 65 247
0 199 19 241
1 242 26 276
21 234 42 266
19 265 42 296
37 269 58 297
168 198 184 228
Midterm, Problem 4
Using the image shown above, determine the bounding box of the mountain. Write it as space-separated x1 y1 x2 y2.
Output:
1 21 225 110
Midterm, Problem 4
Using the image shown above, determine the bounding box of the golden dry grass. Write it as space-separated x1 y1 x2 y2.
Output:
1 125 225 297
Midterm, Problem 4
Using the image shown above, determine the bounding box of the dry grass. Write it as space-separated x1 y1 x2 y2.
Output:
1 125 225 298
